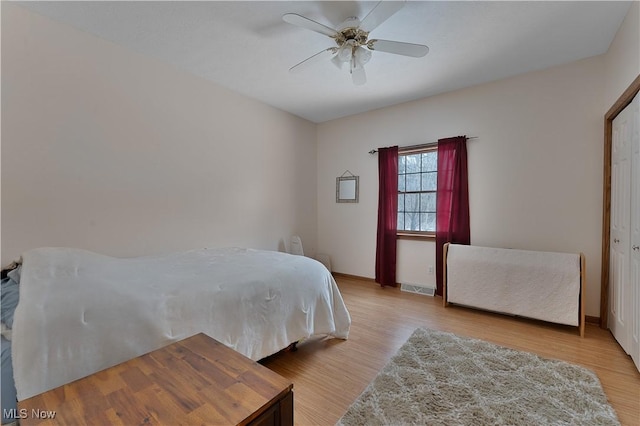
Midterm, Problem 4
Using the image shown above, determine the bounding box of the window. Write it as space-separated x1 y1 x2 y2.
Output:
397 146 437 235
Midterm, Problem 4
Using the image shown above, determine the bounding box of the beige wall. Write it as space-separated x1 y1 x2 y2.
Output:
604 0 639 110
1 4 318 264
318 56 605 316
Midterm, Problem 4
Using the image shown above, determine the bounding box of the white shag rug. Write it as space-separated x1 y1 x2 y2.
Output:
338 328 620 426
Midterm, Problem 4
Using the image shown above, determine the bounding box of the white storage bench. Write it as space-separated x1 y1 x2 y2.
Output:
443 243 585 337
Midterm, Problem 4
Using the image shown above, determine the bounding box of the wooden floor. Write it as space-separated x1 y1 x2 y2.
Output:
261 275 640 426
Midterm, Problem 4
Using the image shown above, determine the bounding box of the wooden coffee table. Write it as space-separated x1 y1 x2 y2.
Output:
18 333 293 425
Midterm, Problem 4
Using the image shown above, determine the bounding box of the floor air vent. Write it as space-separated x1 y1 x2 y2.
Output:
400 283 436 296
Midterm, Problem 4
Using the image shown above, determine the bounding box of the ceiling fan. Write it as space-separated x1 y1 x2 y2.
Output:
282 0 429 86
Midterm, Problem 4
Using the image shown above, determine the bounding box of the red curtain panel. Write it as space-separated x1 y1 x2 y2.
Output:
435 136 470 296
375 146 399 287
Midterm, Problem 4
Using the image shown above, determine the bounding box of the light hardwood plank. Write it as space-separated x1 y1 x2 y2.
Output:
262 275 640 426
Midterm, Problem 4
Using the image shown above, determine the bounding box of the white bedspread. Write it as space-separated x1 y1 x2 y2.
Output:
12 247 351 401
446 244 581 327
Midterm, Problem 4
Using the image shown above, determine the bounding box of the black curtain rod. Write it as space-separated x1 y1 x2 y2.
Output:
368 136 478 154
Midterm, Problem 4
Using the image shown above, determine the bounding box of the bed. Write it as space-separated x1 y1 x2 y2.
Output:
7 246 351 403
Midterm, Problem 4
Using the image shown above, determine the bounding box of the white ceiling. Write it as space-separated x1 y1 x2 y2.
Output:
17 1 632 123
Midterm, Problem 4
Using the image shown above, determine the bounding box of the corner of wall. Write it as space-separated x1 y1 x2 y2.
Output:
603 1 640 109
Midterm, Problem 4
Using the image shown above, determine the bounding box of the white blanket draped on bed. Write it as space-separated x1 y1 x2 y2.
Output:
12 247 351 401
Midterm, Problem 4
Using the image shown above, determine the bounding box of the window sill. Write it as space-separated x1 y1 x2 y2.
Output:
397 232 435 241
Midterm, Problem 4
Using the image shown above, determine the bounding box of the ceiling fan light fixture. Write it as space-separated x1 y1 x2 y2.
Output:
331 54 344 69
338 41 355 62
354 47 372 66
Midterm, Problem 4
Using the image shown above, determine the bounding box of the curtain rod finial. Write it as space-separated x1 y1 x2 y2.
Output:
369 149 377 155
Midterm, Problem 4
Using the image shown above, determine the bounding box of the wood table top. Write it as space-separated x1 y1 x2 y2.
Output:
18 333 293 425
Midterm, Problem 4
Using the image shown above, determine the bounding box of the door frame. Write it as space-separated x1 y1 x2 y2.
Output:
600 73 640 328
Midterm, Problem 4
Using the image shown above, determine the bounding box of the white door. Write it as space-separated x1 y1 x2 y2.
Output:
609 97 633 355
629 93 640 370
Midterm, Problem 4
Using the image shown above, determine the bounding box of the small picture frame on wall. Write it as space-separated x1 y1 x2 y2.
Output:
336 172 359 203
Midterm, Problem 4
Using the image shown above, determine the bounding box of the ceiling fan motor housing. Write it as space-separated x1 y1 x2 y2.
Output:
335 17 369 47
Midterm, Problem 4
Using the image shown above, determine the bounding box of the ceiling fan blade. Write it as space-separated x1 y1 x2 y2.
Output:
359 0 406 33
282 13 338 38
289 48 338 74
350 53 367 86
351 65 367 86
368 39 429 57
